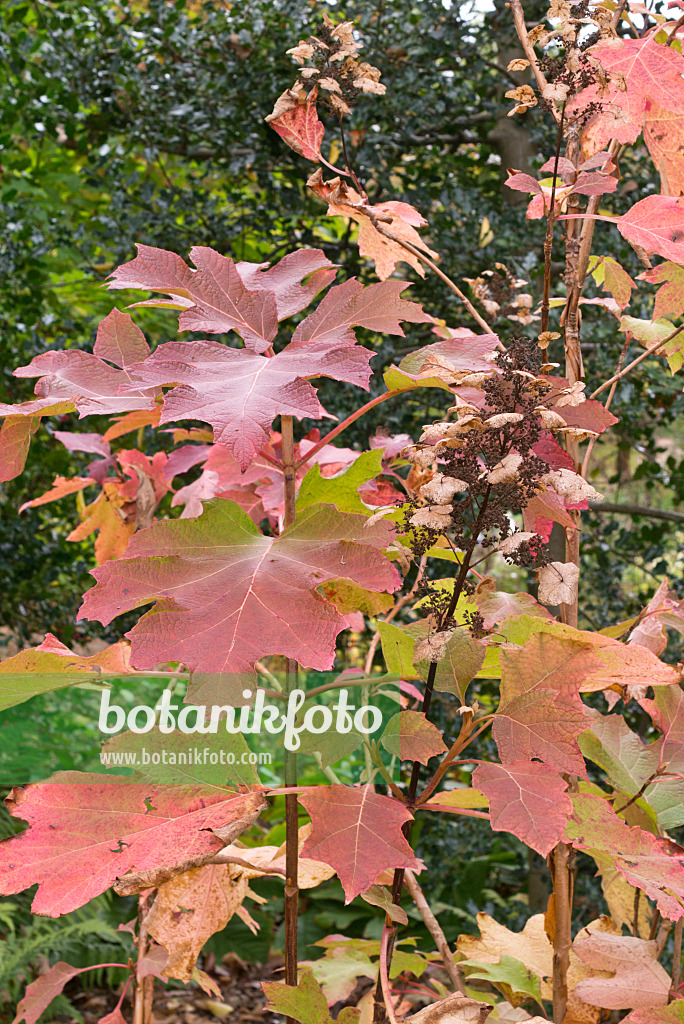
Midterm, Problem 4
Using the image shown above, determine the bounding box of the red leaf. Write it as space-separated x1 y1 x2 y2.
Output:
292 277 433 348
13 349 157 417
644 98 684 198
98 1009 127 1024
523 490 576 539
12 962 83 1024
565 793 684 920
94 308 150 367
615 195 684 264
380 711 448 764
571 171 618 197
495 633 594 775
473 760 573 857
299 784 420 902
592 36 684 125
640 261 684 320
236 248 338 319
120 338 371 471
0 777 266 916
53 431 111 457
265 87 325 163
79 499 399 674
505 173 543 195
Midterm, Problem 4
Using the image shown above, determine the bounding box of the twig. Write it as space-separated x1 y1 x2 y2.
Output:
367 217 498 338
581 330 629 478
672 919 682 999
281 416 300 1010
133 893 155 1024
590 323 684 399
378 925 400 1024
404 870 466 994
295 390 411 470
541 106 567 335
416 718 494 806
588 502 684 525
666 13 684 45
508 0 561 124
550 842 573 1023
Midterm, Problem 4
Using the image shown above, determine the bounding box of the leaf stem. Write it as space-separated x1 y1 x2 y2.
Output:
294 389 412 469
405 869 466 994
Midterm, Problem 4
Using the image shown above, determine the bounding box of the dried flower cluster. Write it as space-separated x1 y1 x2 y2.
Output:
285 13 385 118
464 264 537 325
400 339 602 616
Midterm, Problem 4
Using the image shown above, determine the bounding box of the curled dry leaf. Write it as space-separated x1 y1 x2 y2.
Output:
536 407 567 430
410 504 453 529
497 531 539 555
541 469 603 506
420 473 467 503
414 631 455 664
487 452 523 484
146 862 257 982
485 412 524 429
402 993 492 1024
537 561 580 606
554 381 587 407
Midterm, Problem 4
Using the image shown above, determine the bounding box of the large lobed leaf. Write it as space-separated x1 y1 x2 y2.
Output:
0 778 265 916
565 793 684 920
80 499 400 675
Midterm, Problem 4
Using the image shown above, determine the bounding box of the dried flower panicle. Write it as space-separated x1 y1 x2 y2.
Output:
284 13 385 118
401 338 597 610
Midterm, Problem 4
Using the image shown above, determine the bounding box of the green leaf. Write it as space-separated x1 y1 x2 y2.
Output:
377 621 425 678
460 954 543 1007
360 884 408 924
620 316 683 374
262 969 360 1024
296 449 384 515
383 365 453 392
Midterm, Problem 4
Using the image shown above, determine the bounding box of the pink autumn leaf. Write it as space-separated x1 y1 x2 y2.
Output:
265 86 325 162
12 962 84 1024
0 778 266 916
566 793 684 920
299 784 421 902
119 338 371 471
473 760 573 857
108 245 338 351
504 172 544 195
79 499 400 674
494 633 595 775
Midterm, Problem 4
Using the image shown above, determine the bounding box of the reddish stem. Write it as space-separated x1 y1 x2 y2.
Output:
294 389 413 469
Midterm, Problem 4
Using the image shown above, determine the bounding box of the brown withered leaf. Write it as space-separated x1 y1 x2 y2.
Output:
147 862 258 982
